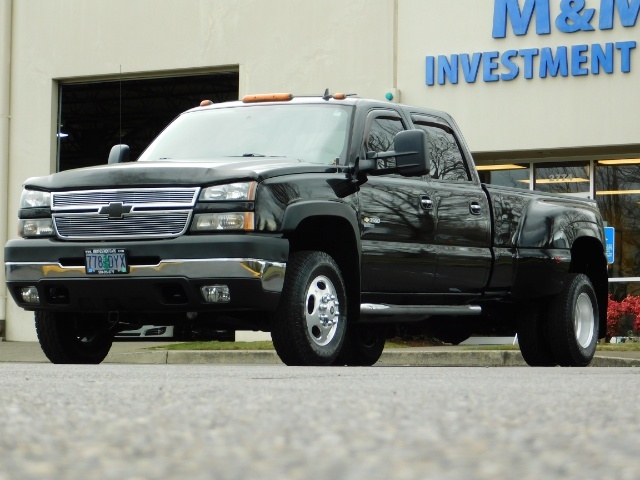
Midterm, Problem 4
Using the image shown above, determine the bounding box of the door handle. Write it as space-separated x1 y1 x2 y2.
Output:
469 201 482 215
420 195 433 210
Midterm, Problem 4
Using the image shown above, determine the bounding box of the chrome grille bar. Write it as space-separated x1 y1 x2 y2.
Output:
54 211 192 240
52 187 199 208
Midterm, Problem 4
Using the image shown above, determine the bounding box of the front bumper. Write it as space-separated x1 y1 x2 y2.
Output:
5 235 288 314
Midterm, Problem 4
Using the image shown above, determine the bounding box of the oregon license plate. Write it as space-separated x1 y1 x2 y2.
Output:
85 248 128 274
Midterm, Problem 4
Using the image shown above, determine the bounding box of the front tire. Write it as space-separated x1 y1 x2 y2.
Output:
271 251 347 366
35 311 114 364
546 273 599 367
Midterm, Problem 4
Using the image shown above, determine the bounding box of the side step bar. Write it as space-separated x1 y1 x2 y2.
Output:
359 304 482 323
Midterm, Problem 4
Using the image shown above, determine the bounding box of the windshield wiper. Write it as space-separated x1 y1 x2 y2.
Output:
241 153 266 157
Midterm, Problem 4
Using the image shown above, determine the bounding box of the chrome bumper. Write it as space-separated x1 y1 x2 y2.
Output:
5 258 287 293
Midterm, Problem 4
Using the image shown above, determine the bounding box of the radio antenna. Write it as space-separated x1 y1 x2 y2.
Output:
119 65 122 145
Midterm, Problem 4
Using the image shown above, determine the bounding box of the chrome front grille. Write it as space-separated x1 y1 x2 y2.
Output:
54 211 192 239
52 188 199 208
51 188 199 240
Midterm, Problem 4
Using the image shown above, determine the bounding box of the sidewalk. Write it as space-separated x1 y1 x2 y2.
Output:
1 340 639 367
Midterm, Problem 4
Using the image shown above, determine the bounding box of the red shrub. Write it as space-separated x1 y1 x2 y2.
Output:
607 295 640 338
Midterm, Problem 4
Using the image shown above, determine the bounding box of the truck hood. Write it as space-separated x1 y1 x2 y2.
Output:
23 158 342 191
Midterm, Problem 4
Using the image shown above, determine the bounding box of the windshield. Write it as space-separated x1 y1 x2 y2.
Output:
138 104 353 165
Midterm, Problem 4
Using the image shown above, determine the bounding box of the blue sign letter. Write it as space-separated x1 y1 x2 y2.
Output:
493 0 551 38
616 41 636 72
600 0 640 29
571 44 590 76
460 53 483 83
592 43 614 74
438 55 459 85
540 46 569 77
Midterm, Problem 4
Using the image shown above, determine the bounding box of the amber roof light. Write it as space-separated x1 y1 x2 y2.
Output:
242 93 293 103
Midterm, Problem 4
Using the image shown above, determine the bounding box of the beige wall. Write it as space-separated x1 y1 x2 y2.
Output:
3 0 639 340
0 0 12 339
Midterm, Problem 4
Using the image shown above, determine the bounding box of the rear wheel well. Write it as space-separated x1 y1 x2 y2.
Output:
570 237 608 338
286 216 360 320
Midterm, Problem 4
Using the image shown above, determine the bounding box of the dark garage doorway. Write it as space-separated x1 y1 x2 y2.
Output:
57 71 239 171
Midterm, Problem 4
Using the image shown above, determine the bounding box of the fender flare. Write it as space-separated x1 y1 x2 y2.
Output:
516 199 605 249
281 200 362 257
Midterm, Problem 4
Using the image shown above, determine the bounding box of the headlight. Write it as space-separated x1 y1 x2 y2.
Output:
191 213 255 232
20 190 51 208
199 182 256 201
19 218 55 237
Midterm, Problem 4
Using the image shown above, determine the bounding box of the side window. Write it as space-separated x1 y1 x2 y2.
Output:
413 119 470 182
365 114 405 169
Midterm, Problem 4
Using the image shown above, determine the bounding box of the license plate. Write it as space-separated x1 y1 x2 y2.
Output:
85 248 128 274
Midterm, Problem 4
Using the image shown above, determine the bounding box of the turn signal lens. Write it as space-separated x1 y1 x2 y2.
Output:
19 218 55 237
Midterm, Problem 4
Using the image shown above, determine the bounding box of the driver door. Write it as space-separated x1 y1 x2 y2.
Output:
359 110 437 296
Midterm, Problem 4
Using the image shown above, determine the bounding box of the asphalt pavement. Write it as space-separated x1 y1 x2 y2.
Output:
1 339 639 366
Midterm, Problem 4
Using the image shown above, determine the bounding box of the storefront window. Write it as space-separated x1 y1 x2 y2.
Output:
477 164 530 189
534 162 590 196
596 162 640 283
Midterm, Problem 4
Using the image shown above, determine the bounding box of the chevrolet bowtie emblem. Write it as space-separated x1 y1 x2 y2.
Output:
99 202 133 219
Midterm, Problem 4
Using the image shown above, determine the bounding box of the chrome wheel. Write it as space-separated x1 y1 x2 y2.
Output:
574 292 595 349
271 251 347 366
305 275 340 347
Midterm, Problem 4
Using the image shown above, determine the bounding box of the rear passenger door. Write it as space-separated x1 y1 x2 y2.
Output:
359 110 437 296
411 115 492 295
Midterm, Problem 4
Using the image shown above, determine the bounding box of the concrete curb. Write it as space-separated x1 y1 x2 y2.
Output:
590 355 640 367
99 350 640 367
105 350 169 364
377 350 526 366
167 350 282 365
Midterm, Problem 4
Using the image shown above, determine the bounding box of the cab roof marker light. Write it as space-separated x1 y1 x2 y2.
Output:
199 100 213 107
242 93 293 103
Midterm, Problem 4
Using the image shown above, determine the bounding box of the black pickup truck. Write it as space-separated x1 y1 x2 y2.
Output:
4 92 608 367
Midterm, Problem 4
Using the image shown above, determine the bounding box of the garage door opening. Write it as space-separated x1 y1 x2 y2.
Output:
57 71 239 172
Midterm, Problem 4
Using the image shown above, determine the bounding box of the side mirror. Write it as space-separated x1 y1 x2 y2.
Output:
393 129 430 177
364 129 430 177
108 144 130 164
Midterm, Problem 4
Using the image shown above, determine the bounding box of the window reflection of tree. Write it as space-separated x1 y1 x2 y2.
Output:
366 117 403 169
596 164 640 296
492 193 527 246
484 169 529 189
363 182 432 241
413 124 468 182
